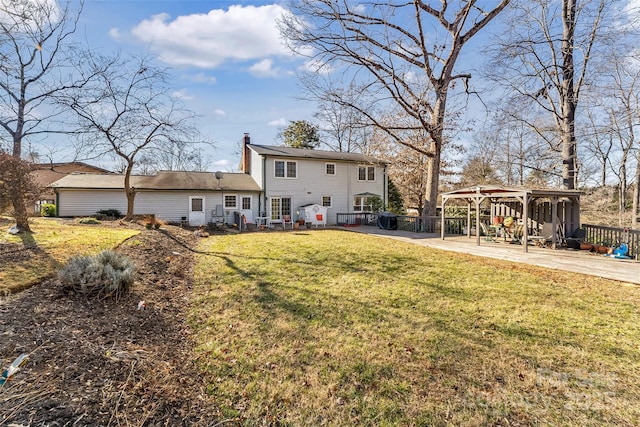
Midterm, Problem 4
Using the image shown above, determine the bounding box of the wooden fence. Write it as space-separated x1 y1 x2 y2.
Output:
582 224 639 259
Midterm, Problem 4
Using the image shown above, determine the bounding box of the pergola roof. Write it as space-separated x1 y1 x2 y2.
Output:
442 185 583 200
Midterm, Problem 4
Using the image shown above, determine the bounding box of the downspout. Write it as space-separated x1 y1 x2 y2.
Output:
261 156 266 217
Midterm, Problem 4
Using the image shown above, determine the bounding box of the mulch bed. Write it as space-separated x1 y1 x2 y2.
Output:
0 223 224 426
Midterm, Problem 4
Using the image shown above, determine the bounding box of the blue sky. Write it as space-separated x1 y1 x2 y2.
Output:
49 0 640 174
74 0 314 171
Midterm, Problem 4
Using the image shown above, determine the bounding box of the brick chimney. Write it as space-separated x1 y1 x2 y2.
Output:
240 133 251 173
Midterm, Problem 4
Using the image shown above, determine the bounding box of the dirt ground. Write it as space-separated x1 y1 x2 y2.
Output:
0 222 224 426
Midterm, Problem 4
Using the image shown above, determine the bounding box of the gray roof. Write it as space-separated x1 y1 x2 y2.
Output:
49 171 261 192
248 144 385 164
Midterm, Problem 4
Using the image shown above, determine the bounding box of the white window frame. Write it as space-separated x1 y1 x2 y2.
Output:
322 195 332 208
223 194 238 209
241 196 251 210
353 196 375 212
274 160 297 179
325 163 336 176
358 165 375 182
270 196 292 220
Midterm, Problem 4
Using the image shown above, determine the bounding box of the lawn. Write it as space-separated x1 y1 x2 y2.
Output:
192 230 640 426
0 217 139 293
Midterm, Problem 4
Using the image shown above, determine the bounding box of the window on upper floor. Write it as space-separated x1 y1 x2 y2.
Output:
322 196 332 208
325 163 336 175
358 165 375 181
275 160 297 178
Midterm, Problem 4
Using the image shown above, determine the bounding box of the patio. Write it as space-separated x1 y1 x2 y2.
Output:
348 226 640 285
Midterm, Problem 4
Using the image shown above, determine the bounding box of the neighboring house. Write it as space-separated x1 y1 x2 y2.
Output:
49 134 387 226
50 171 261 226
33 162 112 213
239 134 387 225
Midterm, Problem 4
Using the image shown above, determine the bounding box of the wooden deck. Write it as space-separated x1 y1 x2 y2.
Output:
347 226 640 285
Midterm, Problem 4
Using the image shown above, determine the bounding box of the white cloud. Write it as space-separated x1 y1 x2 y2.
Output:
171 89 193 100
212 109 227 117
212 159 232 167
189 72 217 85
268 118 287 127
108 27 123 40
300 59 333 75
248 58 281 78
126 5 294 69
0 0 61 30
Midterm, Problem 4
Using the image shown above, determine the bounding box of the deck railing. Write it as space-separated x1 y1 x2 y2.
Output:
336 214 639 258
581 224 639 259
336 213 473 234
336 212 379 227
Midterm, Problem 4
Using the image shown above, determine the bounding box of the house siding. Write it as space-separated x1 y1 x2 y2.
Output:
261 157 385 224
57 189 259 224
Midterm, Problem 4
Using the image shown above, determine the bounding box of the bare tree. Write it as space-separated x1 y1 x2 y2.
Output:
487 0 609 190
59 53 198 220
369 126 431 215
0 0 86 231
280 0 511 216
313 91 369 153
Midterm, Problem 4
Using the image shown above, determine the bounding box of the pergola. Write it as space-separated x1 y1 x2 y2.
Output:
440 185 583 253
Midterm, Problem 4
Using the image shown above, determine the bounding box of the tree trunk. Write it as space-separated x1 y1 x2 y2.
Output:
123 161 136 221
561 0 578 190
9 185 30 232
423 95 446 218
633 150 640 227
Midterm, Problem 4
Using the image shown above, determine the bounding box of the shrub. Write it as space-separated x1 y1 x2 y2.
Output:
41 203 56 217
78 217 101 224
96 209 122 219
141 214 164 229
58 249 135 298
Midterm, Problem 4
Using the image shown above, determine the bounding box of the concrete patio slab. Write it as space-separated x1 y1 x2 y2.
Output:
346 226 640 285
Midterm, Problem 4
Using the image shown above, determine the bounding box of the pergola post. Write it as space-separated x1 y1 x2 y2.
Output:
551 197 559 249
441 196 446 240
475 188 482 247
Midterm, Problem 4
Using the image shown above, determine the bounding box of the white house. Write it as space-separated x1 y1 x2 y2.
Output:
50 171 261 226
239 134 387 225
49 134 387 226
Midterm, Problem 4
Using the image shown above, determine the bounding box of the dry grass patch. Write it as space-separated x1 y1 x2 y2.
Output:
0 217 139 293
192 230 640 426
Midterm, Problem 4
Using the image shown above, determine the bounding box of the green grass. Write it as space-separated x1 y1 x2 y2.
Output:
192 230 640 426
0 217 139 293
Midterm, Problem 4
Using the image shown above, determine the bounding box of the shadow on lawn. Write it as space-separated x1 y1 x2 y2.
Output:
1 230 58 294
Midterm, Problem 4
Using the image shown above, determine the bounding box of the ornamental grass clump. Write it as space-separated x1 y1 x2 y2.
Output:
58 249 135 297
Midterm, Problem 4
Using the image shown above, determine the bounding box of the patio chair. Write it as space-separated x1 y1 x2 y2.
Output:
506 223 525 244
479 223 496 241
565 227 586 249
282 214 293 229
529 222 555 247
